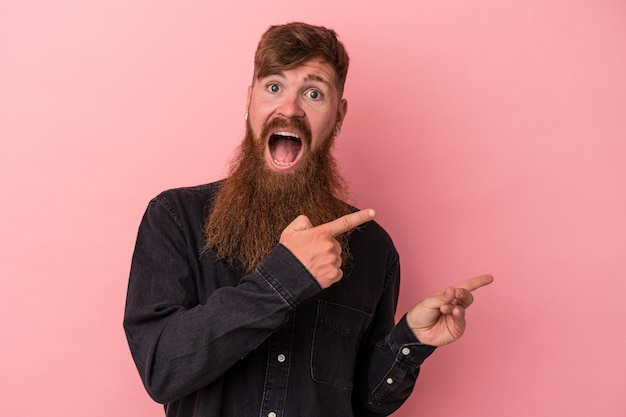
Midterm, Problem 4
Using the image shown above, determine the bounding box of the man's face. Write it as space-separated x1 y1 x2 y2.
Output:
246 59 348 173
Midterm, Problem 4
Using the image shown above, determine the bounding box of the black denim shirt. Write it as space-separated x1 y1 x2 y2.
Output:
124 182 435 417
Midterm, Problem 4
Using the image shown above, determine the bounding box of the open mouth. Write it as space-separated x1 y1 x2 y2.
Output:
268 131 303 171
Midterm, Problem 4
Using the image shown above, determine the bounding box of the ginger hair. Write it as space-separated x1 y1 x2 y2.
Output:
253 22 350 96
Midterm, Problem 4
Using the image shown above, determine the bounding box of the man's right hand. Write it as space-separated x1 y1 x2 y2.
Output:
279 209 376 288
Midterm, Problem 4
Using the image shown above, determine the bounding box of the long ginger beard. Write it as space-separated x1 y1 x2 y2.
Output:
204 118 353 273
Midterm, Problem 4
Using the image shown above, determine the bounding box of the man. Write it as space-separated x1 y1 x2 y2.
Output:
124 22 493 417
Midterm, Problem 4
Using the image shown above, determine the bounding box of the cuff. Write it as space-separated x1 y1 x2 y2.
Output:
389 314 437 367
256 244 322 308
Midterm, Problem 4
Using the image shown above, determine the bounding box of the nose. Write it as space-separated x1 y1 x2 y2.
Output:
276 92 305 118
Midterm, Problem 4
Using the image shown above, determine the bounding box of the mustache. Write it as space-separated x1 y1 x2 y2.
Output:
258 117 312 147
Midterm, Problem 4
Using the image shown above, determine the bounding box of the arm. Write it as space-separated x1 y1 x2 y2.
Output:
352 267 493 415
352 258 436 416
123 196 322 403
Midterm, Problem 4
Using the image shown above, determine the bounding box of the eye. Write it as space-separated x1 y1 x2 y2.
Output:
306 89 323 100
267 83 281 93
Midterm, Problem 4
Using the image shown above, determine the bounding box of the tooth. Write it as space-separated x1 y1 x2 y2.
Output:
275 131 299 139
274 159 294 166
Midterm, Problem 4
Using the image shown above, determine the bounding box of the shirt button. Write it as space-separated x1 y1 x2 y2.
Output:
386 378 394 385
268 413 277 417
401 347 411 356
277 354 286 363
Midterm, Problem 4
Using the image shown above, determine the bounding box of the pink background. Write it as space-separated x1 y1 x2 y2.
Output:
1 1 625 416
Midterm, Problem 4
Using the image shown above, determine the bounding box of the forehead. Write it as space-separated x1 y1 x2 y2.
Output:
259 59 338 87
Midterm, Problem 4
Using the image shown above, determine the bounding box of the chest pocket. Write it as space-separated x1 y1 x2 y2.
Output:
311 300 372 390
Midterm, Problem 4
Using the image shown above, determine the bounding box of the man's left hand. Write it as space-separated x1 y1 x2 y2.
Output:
406 274 494 347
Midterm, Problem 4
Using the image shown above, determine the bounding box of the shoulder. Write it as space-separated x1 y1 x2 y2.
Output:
345 204 395 250
153 180 223 205
349 215 398 262
142 180 224 228
359 219 394 246
150 180 223 211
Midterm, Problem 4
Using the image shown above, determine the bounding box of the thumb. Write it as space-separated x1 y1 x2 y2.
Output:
420 287 455 310
285 214 314 233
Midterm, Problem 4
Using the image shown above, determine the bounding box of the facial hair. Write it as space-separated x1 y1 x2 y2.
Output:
204 118 353 274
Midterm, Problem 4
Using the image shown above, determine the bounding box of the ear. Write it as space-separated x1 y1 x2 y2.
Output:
246 85 252 111
336 98 348 129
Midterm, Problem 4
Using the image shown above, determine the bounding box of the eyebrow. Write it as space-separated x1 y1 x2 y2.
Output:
303 73 330 86
264 72 330 87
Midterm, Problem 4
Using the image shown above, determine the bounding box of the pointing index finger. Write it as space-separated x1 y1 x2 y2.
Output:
320 209 376 238
455 274 495 292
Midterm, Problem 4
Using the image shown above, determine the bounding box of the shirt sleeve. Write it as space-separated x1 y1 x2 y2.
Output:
367 315 436 406
352 257 436 416
123 194 321 404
